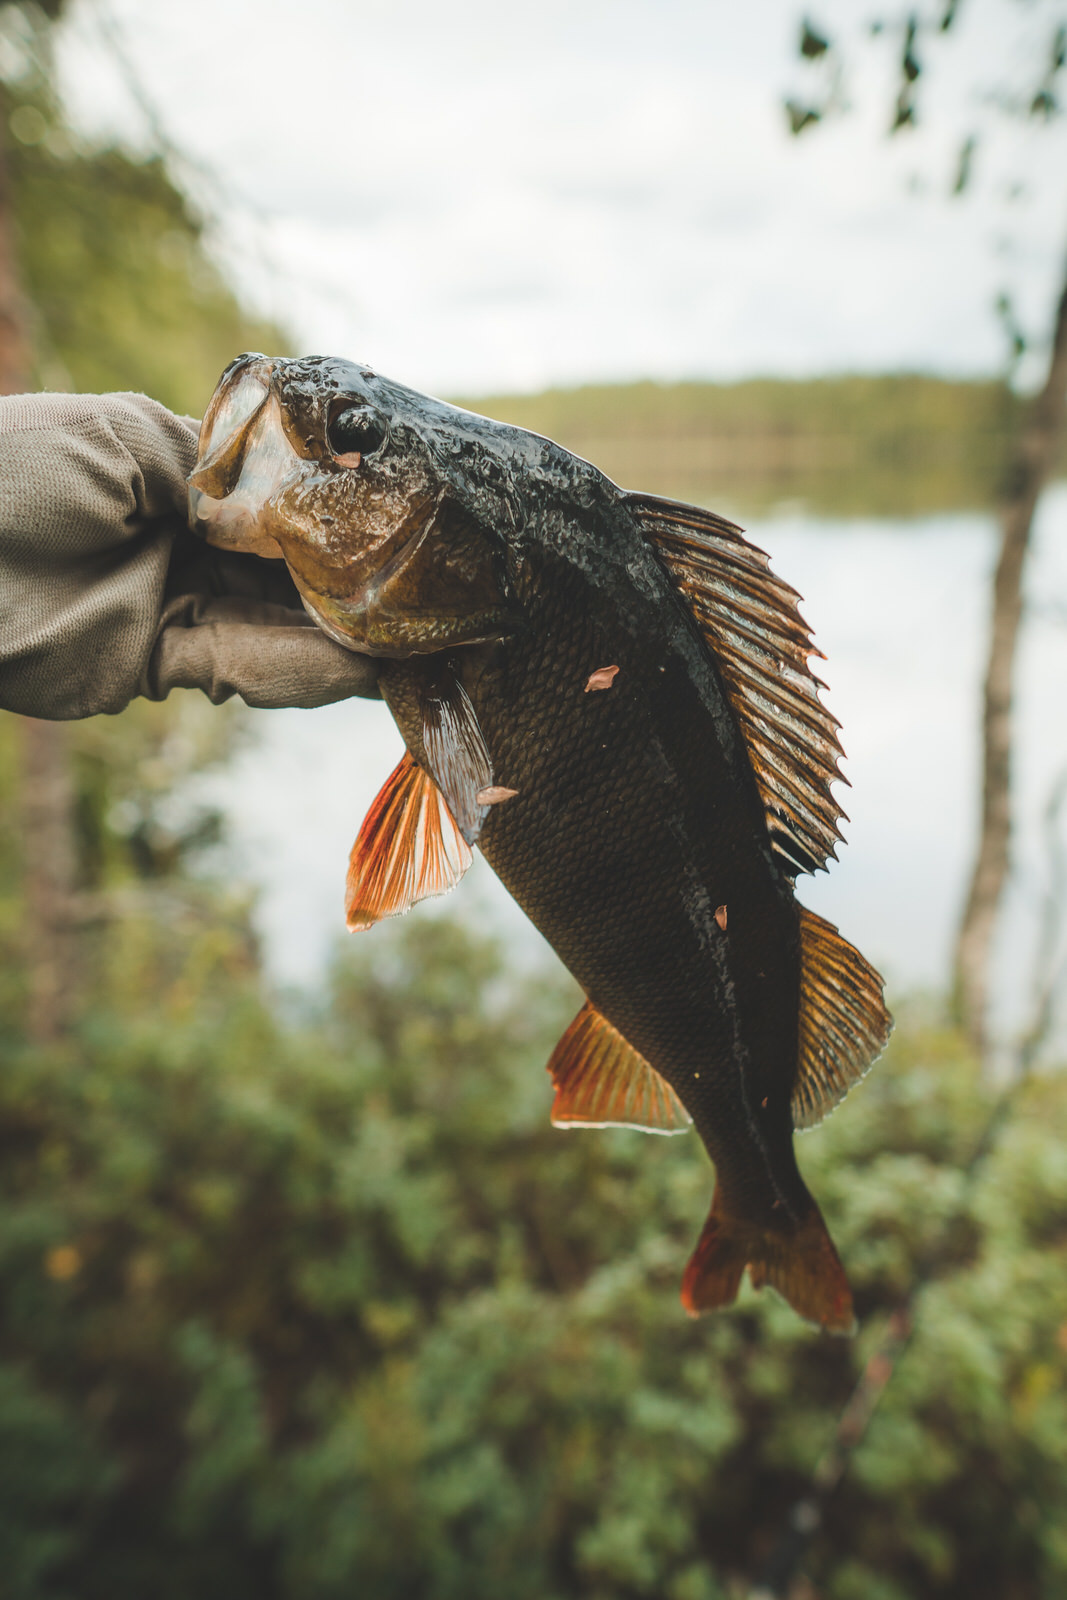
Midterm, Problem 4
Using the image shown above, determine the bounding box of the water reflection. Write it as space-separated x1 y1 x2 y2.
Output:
207 484 1067 1040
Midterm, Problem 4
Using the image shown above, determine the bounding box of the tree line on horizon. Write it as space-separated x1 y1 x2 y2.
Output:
455 372 1062 517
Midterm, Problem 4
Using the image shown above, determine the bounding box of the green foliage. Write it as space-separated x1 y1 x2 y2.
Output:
11 137 283 414
2 59 285 415
0 863 1065 1598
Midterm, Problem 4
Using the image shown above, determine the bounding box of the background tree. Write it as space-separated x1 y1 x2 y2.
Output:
0 0 281 1042
0 1 72 1044
786 3 1067 1059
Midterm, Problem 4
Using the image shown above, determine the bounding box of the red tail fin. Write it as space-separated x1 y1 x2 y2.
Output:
681 1185 855 1334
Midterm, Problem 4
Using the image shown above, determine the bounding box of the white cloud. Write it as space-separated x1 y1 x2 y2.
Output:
56 0 1067 392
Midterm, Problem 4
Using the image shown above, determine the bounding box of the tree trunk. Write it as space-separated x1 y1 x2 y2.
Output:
0 86 79 1042
19 717 77 1040
953 262 1067 1055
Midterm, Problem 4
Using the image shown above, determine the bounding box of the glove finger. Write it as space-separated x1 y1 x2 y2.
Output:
158 591 320 631
143 617 380 709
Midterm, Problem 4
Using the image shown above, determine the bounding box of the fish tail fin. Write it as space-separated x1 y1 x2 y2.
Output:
681 1185 855 1334
679 1185 748 1312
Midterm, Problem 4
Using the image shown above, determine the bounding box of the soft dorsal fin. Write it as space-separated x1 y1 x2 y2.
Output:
792 907 893 1129
346 751 472 931
547 1000 692 1135
419 666 493 846
630 492 847 878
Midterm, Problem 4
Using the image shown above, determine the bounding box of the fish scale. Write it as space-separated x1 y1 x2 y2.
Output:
189 352 893 1333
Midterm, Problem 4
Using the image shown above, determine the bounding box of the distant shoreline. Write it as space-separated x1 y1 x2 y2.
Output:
451 375 1066 518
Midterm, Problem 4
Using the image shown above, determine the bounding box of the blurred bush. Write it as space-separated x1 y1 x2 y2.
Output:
3 26 285 414
12 137 283 412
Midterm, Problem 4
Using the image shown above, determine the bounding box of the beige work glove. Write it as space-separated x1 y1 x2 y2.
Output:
0 391 379 719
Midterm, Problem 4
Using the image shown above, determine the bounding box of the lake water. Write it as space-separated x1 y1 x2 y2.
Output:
203 483 1067 1046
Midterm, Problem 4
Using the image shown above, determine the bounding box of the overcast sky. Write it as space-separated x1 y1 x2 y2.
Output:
54 0 1067 396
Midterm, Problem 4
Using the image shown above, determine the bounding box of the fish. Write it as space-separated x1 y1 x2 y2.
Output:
189 352 893 1333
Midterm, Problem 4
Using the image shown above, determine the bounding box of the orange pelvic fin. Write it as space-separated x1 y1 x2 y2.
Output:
346 751 472 931
681 1184 855 1334
548 1000 692 1134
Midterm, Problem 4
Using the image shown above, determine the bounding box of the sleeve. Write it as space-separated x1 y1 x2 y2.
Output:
0 391 379 719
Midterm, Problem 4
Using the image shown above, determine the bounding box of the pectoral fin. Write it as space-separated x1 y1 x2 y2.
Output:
346 751 472 930
547 1001 692 1134
419 666 493 846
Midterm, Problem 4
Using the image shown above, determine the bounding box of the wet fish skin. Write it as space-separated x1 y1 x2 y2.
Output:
190 354 891 1333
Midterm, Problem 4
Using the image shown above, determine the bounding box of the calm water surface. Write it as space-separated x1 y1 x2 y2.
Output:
204 484 1067 1040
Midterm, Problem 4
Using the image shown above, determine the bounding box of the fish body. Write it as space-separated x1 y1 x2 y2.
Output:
190 354 892 1332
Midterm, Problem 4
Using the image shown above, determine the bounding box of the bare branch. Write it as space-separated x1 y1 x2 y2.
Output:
952 133 977 195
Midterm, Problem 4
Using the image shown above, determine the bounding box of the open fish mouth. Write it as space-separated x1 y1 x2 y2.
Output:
188 356 294 560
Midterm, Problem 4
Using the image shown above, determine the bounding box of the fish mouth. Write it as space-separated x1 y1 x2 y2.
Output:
193 354 275 478
188 360 296 560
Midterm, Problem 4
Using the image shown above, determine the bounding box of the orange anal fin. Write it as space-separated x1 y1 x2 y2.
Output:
547 1001 692 1135
345 751 472 931
681 1185 855 1334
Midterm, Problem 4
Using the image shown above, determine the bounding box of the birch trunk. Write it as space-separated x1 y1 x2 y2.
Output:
953 265 1067 1054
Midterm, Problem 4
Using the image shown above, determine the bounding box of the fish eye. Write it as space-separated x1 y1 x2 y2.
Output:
327 405 386 462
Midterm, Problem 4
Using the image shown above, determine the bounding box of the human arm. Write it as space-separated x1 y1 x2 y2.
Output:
0 391 379 719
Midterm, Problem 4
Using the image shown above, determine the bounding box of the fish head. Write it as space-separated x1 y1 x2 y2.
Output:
188 353 520 656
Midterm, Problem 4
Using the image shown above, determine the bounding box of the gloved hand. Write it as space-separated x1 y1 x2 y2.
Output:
0 390 380 719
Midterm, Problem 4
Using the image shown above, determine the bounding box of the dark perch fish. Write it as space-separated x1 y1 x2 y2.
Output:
189 353 892 1333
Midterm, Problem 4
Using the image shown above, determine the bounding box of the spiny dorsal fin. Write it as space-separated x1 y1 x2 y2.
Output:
792 907 893 1129
630 492 847 878
346 751 472 931
547 1000 692 1135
